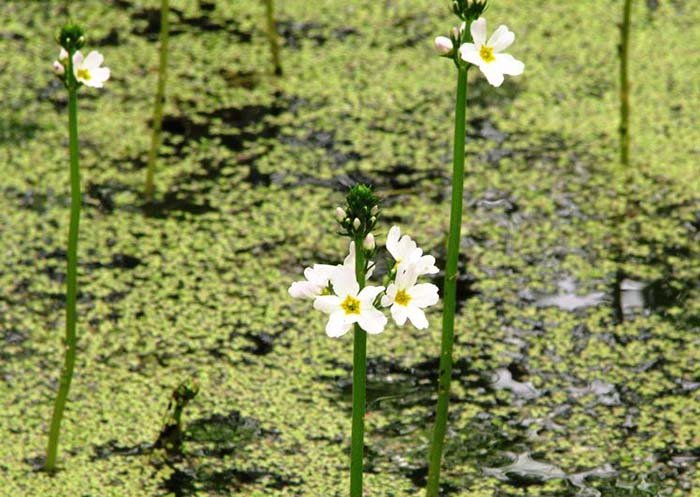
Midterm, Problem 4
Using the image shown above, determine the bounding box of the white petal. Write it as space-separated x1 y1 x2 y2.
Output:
488 25 515 53
390 305 409 326
380 294 392 307
409 283 440 307
386 226 401 260
494 53 524 76
480 63 505 87
358 307 387 335
305 264 336 285
72 50 84 67
343 241 356 268
59 48 69 60
416 255 439 275
470 18 487 46
358 285 384 303
289 280 322 299
331 264 359 297
459 43 481 66
83 50 104 69
395 263 419 288
82 75 105 88
313 295 341 314
326 312 352 338
406 306 429 329
90 67 110 83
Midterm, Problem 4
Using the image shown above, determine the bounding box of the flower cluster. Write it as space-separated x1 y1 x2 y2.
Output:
53 25 110 89
435 7 524 87
289 226 439 337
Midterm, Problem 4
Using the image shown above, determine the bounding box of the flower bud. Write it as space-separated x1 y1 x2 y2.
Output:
53 60 65 75
353 218 361 230
363 233 375 251
435 36 454 57
370 205 379 216
335 207 346 222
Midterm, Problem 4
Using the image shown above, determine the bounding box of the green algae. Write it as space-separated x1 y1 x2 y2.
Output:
0 0 698 496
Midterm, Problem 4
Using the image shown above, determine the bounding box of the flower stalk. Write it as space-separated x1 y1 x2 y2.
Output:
263 0 282 76
45 30 83 473
350 233 367 497
425 65 468 497
46 24 109 473
145 0 171 200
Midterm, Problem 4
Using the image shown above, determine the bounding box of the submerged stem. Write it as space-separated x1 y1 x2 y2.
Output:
619 0 632 169
145 0 170 200
45 62 82 473
426 65 468 497
263 0 283 76
350 237 367 497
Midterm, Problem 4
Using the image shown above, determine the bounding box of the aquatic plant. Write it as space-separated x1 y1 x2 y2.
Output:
45 23 110 473
263 0 282 76
619 0 632 169
144 0 171 200
154 379 200 456
289 185 439 496
426 2 523 495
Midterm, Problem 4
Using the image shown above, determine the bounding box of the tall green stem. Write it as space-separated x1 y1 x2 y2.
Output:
263 0 282 76
619 0 632 169
425 65 468 497
45 60 81 473
145 0 170 200
350 237 367 497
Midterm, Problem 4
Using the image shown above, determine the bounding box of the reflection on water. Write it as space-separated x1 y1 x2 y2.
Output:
483 452 617 496
535 277 606 311
490 368 540 400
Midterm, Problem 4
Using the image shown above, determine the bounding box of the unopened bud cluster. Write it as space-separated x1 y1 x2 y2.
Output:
451 0 488 22
336 184 380 241
58 24 86 54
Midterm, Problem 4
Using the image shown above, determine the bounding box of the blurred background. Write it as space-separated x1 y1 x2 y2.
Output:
0 1 698 496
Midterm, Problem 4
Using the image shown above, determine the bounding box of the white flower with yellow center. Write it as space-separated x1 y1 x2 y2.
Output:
72 50 110 88
313 265 387 338
386 226 439 276
381 265 439 329
288 264 337 299
459 18 524 88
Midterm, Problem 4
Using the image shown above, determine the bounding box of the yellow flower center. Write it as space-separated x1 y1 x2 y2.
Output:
77 68 91 81
480 45 496 63
395 289 411 306
341 295 361 315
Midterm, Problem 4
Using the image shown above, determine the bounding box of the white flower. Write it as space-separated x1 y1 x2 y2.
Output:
459 18 524 88
72 50 110 88
434 36 454 56
381 265 439 329
386 226 439 276
342 241 375 279
288 264 337 299
313 266 387 337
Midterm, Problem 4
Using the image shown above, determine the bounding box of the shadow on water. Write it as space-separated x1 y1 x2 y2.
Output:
128 3 252 42
92 410 298 496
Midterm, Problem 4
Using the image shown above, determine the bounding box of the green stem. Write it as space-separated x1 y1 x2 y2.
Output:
145 0 170 200
425 65 468 497
263 0 282 76
619 0 632 169
350 236 367 497
45 62 82 473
